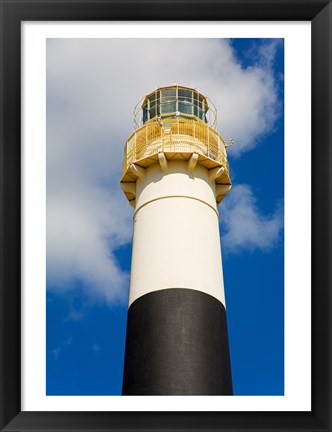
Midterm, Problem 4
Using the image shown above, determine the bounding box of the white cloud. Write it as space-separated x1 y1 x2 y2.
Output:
50 336 73 359
64 308 85 323
220 184 283 254
64 337 72 346
46 182 131 303
46 38 282 303
51 346 61 359
91 344 101 353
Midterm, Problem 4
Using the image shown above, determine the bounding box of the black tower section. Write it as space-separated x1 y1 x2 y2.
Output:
122 288 233 395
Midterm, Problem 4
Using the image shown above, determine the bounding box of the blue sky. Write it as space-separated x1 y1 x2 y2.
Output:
46 38 284 396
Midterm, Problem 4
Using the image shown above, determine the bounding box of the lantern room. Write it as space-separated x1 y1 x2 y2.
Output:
134 85 217 128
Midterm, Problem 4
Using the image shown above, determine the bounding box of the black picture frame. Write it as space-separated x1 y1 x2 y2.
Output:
1 1 331 431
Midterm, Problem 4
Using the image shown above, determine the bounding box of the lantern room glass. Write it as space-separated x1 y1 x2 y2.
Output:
142 87 207 124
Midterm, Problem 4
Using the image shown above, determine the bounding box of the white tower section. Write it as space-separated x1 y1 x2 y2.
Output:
129 160 228 306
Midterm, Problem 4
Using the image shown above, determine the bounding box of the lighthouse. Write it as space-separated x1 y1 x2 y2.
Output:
120 85 233 395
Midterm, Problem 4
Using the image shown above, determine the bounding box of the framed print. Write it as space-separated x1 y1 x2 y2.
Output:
0 1 331 431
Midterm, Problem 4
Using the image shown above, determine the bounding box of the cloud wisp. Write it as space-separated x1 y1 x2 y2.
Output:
91 344 101 353
50 337 73 360
46 38 282 304
220 184 283 254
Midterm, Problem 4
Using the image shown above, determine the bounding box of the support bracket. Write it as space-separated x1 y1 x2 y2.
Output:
209 166 225 181
216 184 232 197
188 152 199 173
158 151 168 172
120 182 136 195
130 164 145 179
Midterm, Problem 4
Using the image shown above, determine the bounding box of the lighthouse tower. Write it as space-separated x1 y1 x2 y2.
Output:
120 85 233 395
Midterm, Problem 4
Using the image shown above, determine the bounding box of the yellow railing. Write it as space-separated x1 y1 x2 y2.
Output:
122 118 229 177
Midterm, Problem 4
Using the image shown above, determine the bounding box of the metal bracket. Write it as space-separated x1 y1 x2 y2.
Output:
129 164 146 179
158 151 168 172
216 184 232 196
188 152 199 173
209 166 225 181
120 182 136 195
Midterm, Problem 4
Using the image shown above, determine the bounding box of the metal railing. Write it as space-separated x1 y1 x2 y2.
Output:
122 118 229 177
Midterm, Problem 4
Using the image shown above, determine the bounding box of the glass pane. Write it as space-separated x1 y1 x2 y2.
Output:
155 91 160 104
196 106 204 121
193 93 200 118
161 89 176 101
178 89 192 100
149 106 156 118
160 101 176 113
143 107 148 123
178 100 193 115
193 94 198 108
